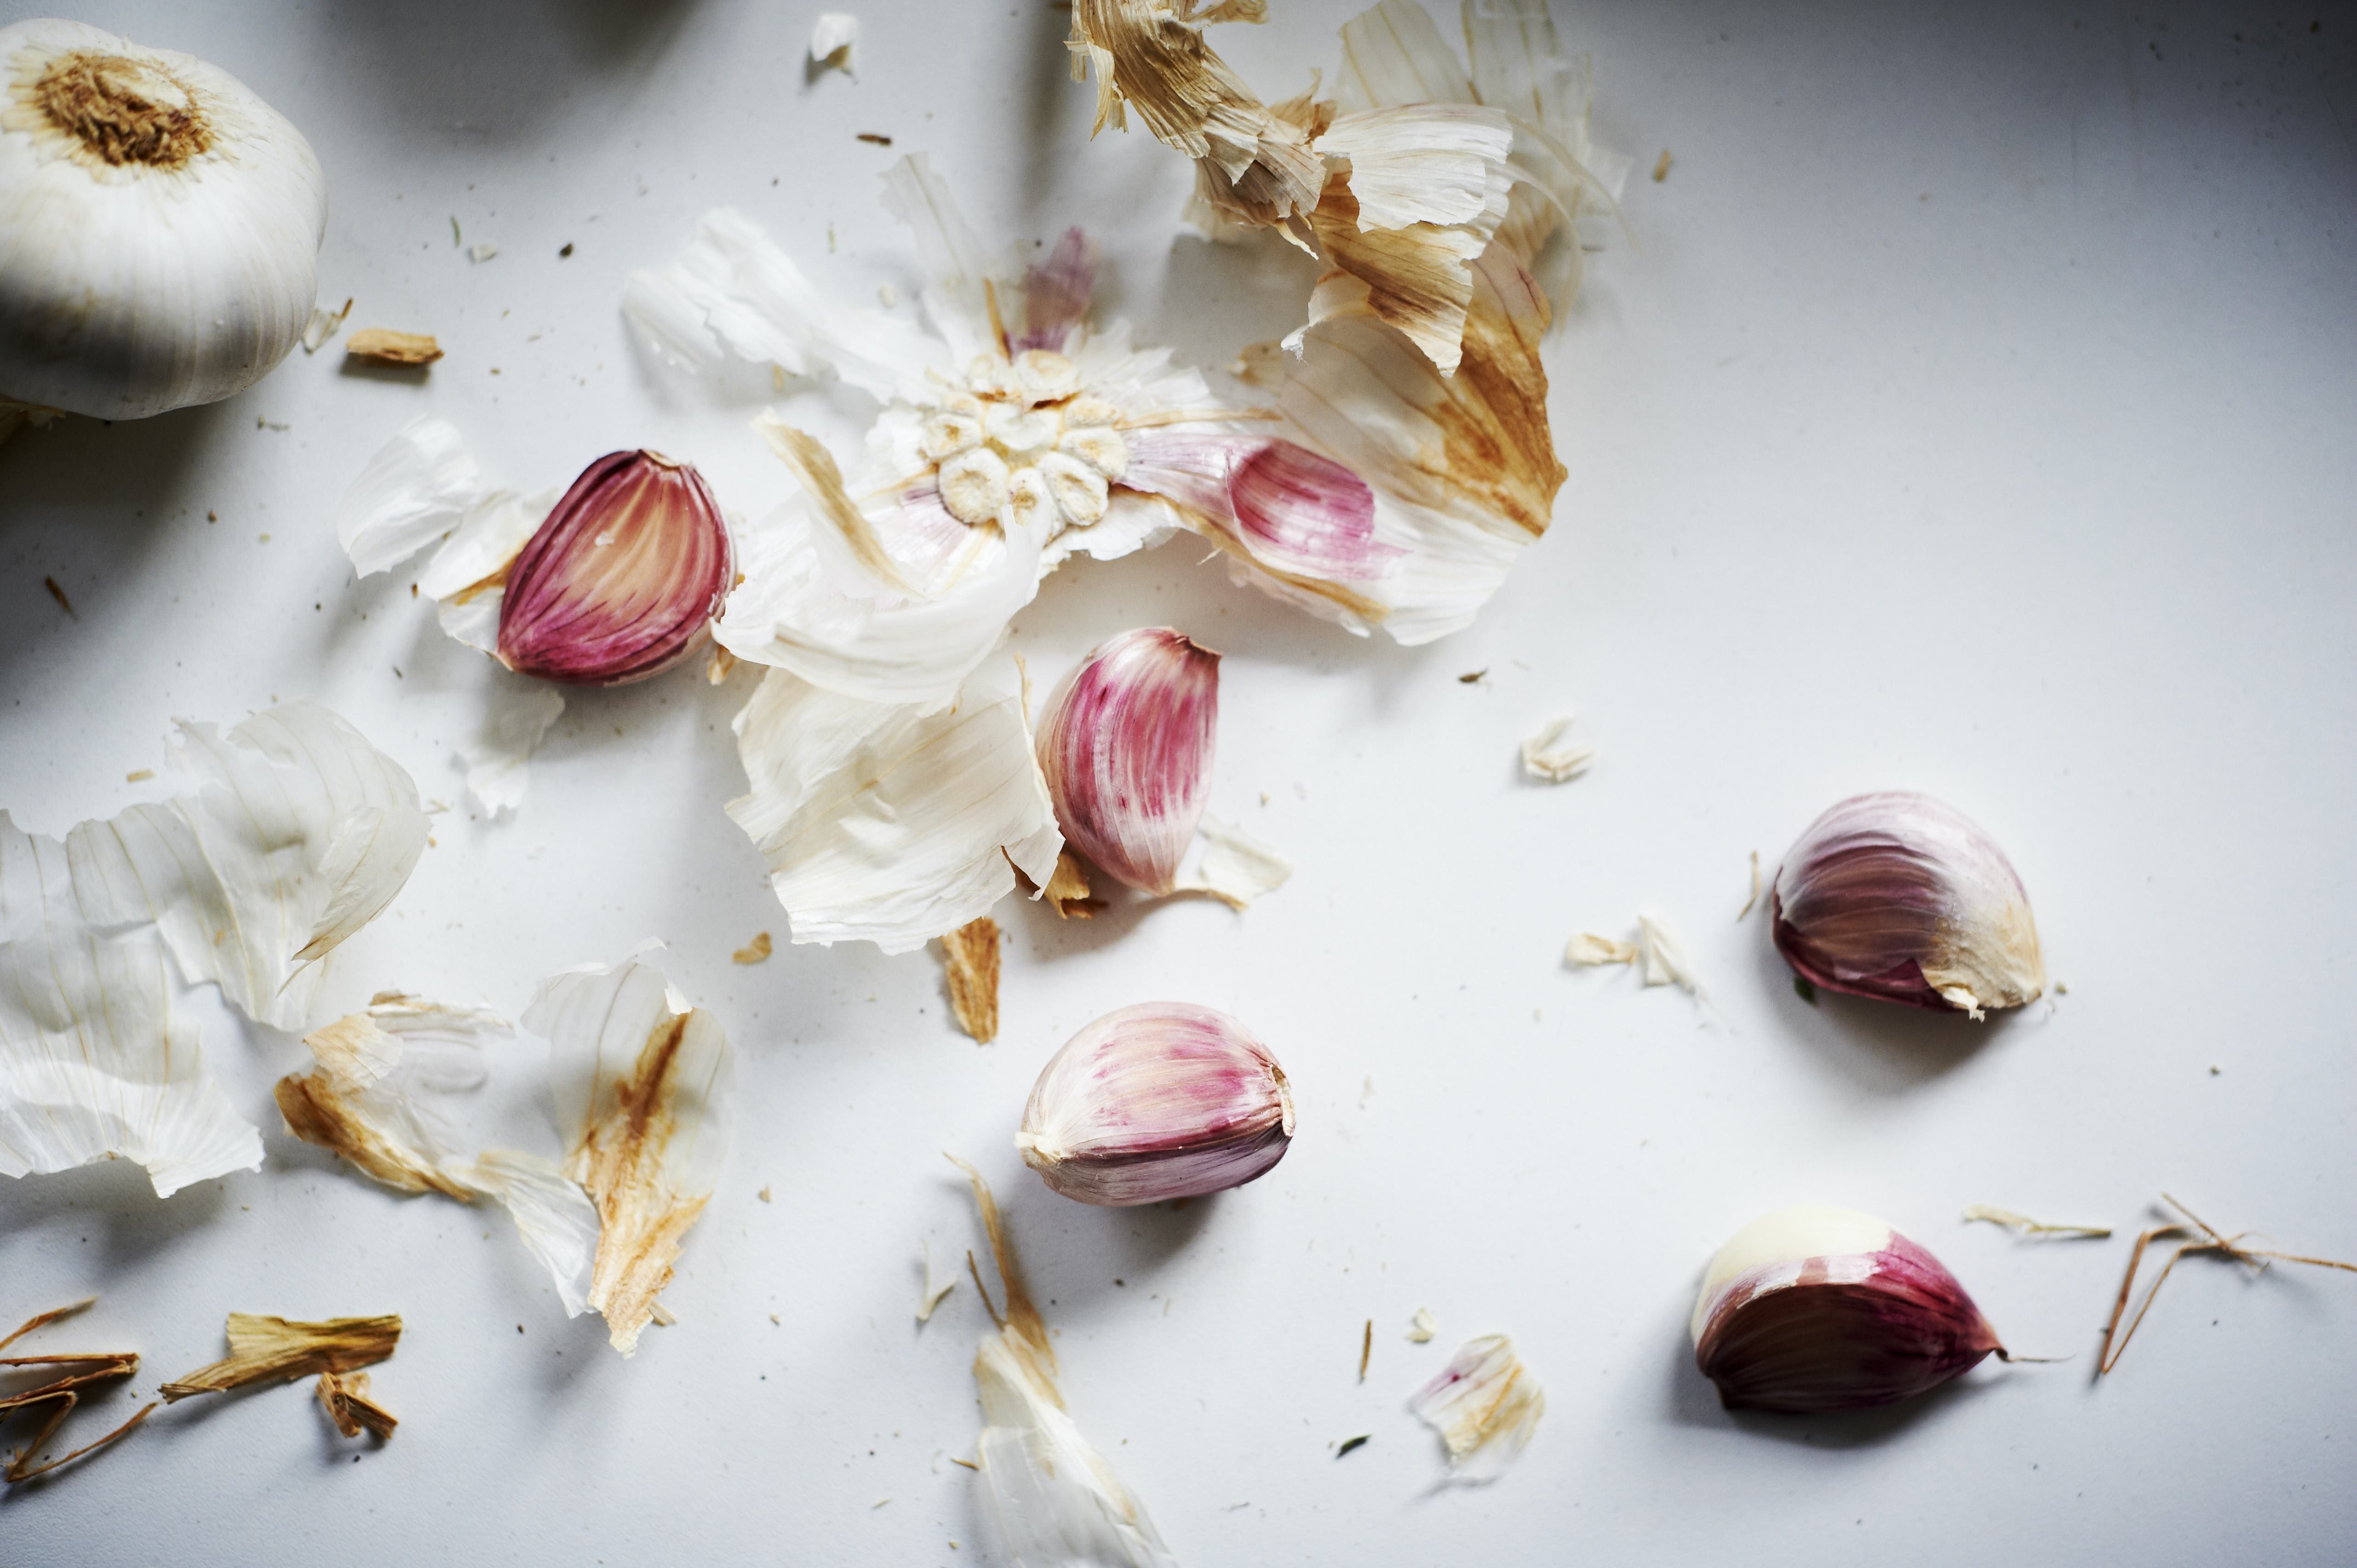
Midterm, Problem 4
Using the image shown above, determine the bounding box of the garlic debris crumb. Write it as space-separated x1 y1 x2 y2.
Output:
758 1185 773 1202
1519 715 1593 782
1962 1205 2112 1239
1564 932 1637 967
468 242 498 263
939 918 1002 1043
1409 1334 1544 1483
316 1369 397 1439
302 297 353 353
733 932 774 964
918 1239 958 1323
1652 149 1674 182
1407 1306 1436 1343
1637 912 1698 992
162 1314 401 1402
346 328 443 366
809 12 858 72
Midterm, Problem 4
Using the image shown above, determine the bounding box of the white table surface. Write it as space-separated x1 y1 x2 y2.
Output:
4 2 2354 1563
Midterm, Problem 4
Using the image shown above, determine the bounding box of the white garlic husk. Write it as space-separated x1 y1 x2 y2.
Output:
1772 791 2047 1018
0 19 325 420
1016 1001 1294 1207
1691 1205 2010 1414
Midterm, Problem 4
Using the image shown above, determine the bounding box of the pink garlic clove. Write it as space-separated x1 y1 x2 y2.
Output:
1691 1205 2007 1414
1771 791 2046 1017
496 450 733 686
1034 628 1219 895
1016 1001 1294 1207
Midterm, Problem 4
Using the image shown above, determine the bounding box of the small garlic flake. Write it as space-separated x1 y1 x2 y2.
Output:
1637 912 1698 992
1410 1335 1544 1483
1962 1204 2110 1240
809 12 857 73
1406 1307 1437 1344
468 242 498 263
1519 715 1592 782
732 932 773 964
1564 933 1636 967
346 328 442 366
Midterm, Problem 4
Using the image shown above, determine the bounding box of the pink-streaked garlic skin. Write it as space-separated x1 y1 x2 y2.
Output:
1017 1001 1294 1207
1771 791 2046 1018
496 450 734 686
1121 430 1398 584
1035 628 1220 895
1691 1205 2005 1414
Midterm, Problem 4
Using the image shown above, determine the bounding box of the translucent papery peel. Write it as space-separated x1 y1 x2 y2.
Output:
1018 1001 1295 1207
952 1157 1178 1568
728 659 1061 953
527 950 733 1356
275 994 507 1200
1409 1333 1545 1482
1690 1205 2009 1414
1771 792 2047 1018
0 702 424 1199
1036 629 1221 895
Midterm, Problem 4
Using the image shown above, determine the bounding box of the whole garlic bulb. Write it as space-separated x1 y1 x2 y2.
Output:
1771 791 2046 1017
1691 1205 2008 1413
1017 1001 1294 1207
0 19 326 420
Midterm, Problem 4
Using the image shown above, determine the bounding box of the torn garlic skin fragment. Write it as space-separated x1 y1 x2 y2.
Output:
809 12 857 73
161 1314 401 1402
1520 714 1592 782
952 1158 1178 1568
527 950 734 1356
1409 1334 1544 1482
1 702 425 1196
275 995 508 1199
1065 0 1629 641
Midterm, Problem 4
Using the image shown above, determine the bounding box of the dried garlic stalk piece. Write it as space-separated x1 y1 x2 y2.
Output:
316 1369 397 1438
952 1156 1177 1567
161 1314 401 1402
2099 1194 2357 1376
0 703 426 1196
0 1299 152 1483
529 952 734 1356
1409 1333 1543 1483
345 328 442 366
1962 1205 2111 1240
939 918 1002 1043
275 994 507 1199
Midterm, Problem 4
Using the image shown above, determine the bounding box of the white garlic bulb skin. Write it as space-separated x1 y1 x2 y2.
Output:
0 19 326 420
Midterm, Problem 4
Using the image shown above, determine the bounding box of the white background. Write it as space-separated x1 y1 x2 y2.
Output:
4 1 2354 1563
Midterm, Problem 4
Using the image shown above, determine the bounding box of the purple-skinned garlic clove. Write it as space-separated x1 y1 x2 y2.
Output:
1034 628 1219 895
1771 791 2046 1018
1691 1205 2009 1414
496 450 733 686
1016 1001 1294 1207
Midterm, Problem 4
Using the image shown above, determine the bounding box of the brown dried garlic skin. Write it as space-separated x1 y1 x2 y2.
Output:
1018 1001 1294 1207
0 19 326 419
1771 791 2046 1018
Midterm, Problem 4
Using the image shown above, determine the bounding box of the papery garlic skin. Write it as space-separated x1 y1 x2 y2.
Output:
1018 1001 1294 1207
0 19 325 419
1772 792 2046 1018
497 450 734 686
1036 629 1220 895
1691 1205 2006 1414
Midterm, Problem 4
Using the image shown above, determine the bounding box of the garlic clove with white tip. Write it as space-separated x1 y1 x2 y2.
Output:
1017 1001 1294 1207
1034 629 1220 896
0 19 326 420
1691 1205 2009 1413
1771 791 2047 1018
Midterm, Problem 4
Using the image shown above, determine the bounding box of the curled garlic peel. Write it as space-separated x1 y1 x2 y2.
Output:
1018 1001 1294 1207
1036 629 1220 894
497 450 734 686
1692 1205 2006 1414
0 19 325 418
1771 791 2046 1017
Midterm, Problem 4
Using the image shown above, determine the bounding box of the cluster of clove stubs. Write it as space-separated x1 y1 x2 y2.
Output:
1 1300 400 1485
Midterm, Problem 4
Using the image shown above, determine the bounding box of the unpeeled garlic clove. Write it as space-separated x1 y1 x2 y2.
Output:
1017 1001 1294 1207
1771 791 2046 1018
1034 629 1220 895
1691 1205 2007 1413
496 451 733 685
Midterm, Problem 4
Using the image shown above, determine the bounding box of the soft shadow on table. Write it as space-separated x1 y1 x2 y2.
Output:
0 402 238 682
0 1157 233 1285
315 0 704 140
1745 931 2032 1093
